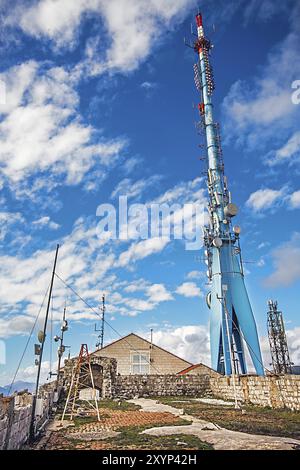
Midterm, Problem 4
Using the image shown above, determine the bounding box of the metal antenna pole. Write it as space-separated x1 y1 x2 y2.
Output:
55 305 67 391
224 299 240 410
219 286 240 409
100 294 105 350
30 244 59 438
150 328 153 374
95 294 105 350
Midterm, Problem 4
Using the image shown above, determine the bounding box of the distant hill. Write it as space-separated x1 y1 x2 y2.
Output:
0 381 35 396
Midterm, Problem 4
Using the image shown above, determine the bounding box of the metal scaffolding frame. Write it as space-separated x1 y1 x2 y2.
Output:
61 344 100 422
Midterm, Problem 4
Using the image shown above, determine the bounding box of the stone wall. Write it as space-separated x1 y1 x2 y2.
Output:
210 374 300 411
115 374 211 399
0 383 58 450
62 356 117 398
0 394 33 450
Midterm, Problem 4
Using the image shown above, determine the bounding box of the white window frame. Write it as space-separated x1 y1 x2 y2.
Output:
130 351 150 375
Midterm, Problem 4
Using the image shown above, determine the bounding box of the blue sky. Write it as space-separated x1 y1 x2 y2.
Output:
0 0 300 385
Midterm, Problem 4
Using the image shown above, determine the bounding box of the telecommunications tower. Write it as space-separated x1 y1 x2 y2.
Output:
192 13 264 375
267 300 292 374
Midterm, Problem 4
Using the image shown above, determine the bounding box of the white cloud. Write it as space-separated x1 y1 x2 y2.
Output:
0 315 35 338
143 325 210 365
146 283 173 302
247 187 300 213
268 130 300 166
222 11 300 153
265 232 300 287
123 279 150 293
258 242 270 250
0 61 126 192
101 0 194 72
186 270 202 280
175 282 202 298
290 190 300 209
114 176 206 267
260 326 300 370
140 81 158 97
16 360 53 384
141 322 300 371
122 279 173 303
0 174 209 338
10 0 195 73
0 216 118 337
111 175 162 200
126 298 155 313
141 81 157 90
246 188 284 212
0 211 24 241
243 0 294 23
118 237 170 267
286 327 300 366
256 258 265 267
32 216 60 230
122 156 141 175
153 177 204 206
0 60 38 114
14 0 96 47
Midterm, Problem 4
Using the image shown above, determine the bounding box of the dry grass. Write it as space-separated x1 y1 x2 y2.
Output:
157 397 300 439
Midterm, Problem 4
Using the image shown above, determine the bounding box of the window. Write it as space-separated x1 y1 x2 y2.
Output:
131 351 150 374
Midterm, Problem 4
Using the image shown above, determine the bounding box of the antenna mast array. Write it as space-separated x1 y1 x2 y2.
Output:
95 294 105 350
191 13 264 375
267 300 292 374
54 305 69 392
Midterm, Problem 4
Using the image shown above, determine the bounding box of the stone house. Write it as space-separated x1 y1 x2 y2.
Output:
93 333 192 375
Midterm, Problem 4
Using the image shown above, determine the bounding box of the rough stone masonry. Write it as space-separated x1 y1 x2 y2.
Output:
210 374 300 411
1 360 300 450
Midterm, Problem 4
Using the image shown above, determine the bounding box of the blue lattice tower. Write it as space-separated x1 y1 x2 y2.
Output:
193 13 264 375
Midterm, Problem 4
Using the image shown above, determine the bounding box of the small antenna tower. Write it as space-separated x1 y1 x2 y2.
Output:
54 305 69 392
61 344 100 422
95 294 105 350
267 300 292 374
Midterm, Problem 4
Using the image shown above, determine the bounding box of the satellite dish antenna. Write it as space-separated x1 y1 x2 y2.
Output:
206 292 212 309
224 203 238 218
38 330 45 344
213 237 223 248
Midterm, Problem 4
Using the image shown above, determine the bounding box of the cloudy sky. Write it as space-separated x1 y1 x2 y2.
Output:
0 0 300 385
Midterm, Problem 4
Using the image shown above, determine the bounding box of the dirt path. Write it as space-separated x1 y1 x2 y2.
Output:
129 398 300 451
